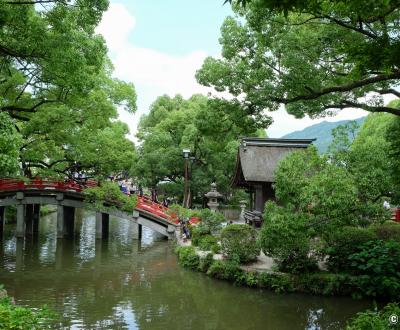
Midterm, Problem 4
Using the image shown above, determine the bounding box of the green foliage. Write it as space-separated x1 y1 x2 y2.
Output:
1 1 137 180
196 209 225 235
200 0 400 120
206 260 243 281
198 253 214 273
83 182 137 213
347 240 400 298
220 224 260 263
371 222 400 243
197 235 219 252
260 202 317 273
132 94 261 202
0 113 22 176
387 112 400 203
0 295 55 329
324 226 378 273
346 303 400 330
175 246 200 270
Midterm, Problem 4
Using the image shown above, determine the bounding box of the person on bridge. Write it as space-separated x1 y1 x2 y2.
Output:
162 197 169 208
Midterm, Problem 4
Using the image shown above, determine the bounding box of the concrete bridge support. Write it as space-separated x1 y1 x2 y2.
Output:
33 204 40 236
95 212 109 239
15 204 41 237
57 205 75 239
0 206 4 235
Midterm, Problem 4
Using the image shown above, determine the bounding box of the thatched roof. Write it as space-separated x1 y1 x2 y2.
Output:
232 138 315 187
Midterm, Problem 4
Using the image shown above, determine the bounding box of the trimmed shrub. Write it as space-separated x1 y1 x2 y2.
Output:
260 203 317 273
220 224 260 263
371 222 400 243
324 226 377 272
197 209 225 235
206 260 244 281
346 303 400 330
175 246 200 270
198 235 219 251
347 240 400 298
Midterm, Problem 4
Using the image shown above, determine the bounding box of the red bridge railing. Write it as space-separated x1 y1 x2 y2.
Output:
0 178 97 193
0 178 180 224
136 196 179 224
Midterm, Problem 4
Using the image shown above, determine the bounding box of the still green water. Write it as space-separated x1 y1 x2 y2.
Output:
0 211 372 329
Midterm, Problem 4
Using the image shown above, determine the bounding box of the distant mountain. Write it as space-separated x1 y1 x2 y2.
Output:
281 117 366 153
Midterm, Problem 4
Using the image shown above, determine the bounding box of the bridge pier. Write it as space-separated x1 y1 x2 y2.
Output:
95 212 109 239
57 205 75 239
16 204 25 238
22 204 40 237
131 222 142 240
33 204 40 235
25 204 34 236
0 206 4 235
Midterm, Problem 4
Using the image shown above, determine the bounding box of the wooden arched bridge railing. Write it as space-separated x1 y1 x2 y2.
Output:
0 178 182 225
136 196 179 224
0 177 97 193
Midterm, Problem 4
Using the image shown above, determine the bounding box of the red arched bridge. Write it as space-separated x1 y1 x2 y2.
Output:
0 178 179 240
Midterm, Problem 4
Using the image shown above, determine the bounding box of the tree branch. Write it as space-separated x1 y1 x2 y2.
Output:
272 72 400 104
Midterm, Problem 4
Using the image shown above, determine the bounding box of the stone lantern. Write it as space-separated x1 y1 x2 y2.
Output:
239 199 247 223
204 182 222 213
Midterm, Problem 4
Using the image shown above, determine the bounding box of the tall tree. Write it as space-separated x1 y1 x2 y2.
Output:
0 1 137 179
198 0 400 124
0 112 22 176
132 94 262 203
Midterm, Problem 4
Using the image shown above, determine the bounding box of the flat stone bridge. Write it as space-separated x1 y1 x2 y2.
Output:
0 178 178 240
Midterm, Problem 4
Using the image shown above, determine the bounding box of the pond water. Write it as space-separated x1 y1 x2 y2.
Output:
0 210 373 329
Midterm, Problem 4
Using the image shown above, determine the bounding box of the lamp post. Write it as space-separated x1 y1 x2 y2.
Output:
182 149 190 208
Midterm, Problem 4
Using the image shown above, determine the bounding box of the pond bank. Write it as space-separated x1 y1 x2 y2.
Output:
174 233 392 300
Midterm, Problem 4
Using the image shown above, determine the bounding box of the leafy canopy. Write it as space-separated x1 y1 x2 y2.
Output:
132 94 262 202
199 0 400 125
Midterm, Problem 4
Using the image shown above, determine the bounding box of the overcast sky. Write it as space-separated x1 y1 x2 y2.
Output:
96 0 368 139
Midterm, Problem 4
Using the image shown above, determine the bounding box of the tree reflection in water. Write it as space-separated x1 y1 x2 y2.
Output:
0 211 372 330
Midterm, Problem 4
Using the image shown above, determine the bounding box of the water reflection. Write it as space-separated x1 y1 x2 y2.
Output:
0 211 372 329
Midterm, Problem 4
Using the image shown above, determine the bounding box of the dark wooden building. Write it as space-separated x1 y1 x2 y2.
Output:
231 137 315 225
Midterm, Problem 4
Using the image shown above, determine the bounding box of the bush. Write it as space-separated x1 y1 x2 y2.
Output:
83 182 137 213
347 240 400 298
196 209 225 235
220 224 260 263
206 260 243 281
198 235 219 251
346 303 400 330
324 226 377 272
260 202 317 273
371 222 400 243
198 253 214 273
0 290 54 329
175 246 200 270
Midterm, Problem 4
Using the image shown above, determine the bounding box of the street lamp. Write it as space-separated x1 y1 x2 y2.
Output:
182 149 190 208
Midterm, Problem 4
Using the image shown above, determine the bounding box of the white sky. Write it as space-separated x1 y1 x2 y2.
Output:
96 2 370 140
